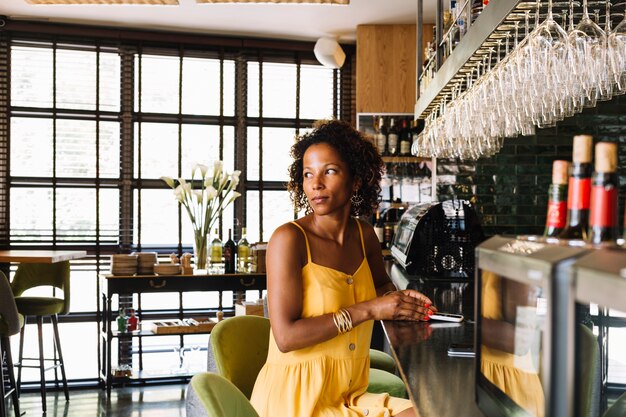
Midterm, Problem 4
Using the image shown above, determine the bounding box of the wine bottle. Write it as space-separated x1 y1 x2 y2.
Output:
237 227 251 272
399 119 411 156
588 142 620 245
223 228 236 273
376 117 387 156
560 135 593 241
210 228 223 264
374 211 385 249
543 160 569 238
387 118 399 156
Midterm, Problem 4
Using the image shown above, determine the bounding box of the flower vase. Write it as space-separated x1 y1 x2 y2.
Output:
193 231 209 272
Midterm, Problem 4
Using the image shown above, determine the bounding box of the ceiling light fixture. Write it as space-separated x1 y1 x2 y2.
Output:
313 37 345 69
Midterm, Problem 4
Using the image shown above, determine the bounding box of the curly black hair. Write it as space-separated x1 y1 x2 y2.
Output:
287 119 384 217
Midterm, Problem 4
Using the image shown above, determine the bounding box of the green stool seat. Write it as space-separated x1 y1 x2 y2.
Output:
14 297 65 316
186 372 260 417
367 368 407 399
0 314 23 336
369 349 397 374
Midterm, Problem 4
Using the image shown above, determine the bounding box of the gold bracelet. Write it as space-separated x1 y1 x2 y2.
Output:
333 308 353 334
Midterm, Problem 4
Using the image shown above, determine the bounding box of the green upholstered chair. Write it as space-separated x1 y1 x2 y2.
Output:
186 372 260 417
603 392 626 417
369 348 397 374
210 315 407 400
0 271 22 417
367 368 407 398
578 323 600 417
210 315 271 400
11 262 71 412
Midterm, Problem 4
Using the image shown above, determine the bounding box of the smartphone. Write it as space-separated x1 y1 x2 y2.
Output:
447 343 475 357
430 312 464 322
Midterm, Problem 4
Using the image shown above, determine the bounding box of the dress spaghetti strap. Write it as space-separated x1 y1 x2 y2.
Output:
290 221 312 263
355 219 367 259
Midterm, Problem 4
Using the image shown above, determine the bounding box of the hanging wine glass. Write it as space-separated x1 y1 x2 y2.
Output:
569 0 608 107
609 1 626 95
528 0 569 127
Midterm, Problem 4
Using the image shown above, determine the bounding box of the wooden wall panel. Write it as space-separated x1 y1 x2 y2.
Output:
356 24 416 114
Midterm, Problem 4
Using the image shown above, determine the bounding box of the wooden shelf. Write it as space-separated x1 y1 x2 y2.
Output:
382 156 429 163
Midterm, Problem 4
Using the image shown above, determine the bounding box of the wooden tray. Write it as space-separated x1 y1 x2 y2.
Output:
146 317 219 334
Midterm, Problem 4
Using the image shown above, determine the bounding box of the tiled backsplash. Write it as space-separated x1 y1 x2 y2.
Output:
436 97 626 237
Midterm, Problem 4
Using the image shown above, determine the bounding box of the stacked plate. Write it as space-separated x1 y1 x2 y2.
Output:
135 252 158 275
153 263 182 275
110 254 138 276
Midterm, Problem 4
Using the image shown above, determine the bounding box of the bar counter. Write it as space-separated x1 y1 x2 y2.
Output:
382 320 483 417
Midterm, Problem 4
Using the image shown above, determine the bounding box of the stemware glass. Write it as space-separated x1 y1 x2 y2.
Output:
568 0 608 107
609 1 626 94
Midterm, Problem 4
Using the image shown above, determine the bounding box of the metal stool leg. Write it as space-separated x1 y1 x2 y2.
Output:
1 336 19 417
1 341 6 417
15 321 25 398
51 315 69 402
36 316 47 413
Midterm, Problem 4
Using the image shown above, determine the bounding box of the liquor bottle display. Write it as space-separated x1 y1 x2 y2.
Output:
210 228 223 264
387 118 399 156
399 119 411 156
560 135 593 241
375 117 387 156
237 227 250 272
543 160 569 238
223 228 236 273
588 142 620 245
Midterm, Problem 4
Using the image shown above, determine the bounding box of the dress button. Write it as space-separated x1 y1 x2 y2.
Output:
349 343 355 351
346 277 353 285
363 409 369 416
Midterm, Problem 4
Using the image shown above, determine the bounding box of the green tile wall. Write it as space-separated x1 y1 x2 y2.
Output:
436 96 626 237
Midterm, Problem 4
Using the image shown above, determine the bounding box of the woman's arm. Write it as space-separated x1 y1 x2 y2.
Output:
268 221 434 353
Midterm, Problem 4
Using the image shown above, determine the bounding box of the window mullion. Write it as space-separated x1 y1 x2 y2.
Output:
119 47 135 252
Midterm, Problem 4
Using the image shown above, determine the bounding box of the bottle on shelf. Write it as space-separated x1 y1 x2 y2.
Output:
559 135 593 241
237 227 251 272
588 142 620 245
387 118 399 156
399 119 412 156
376 117 387 156
116 308 128 333
374 210 385 249
210 228 223 264
127 308 138 332
223 228 236 273
543 160 569 238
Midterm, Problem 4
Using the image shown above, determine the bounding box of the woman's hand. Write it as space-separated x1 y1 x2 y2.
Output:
367 289 437 322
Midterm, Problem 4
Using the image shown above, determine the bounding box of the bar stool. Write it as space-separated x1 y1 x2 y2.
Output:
0 271 22 417
11 262 71 412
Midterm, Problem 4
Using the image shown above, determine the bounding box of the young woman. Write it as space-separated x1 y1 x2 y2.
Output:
250 120 435 417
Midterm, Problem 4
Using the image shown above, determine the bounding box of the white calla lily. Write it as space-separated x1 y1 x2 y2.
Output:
160 176 175 188
162 160 241 271
206 186 218 200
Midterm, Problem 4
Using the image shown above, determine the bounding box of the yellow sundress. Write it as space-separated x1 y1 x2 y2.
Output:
480 271 545 417
250 219 414 417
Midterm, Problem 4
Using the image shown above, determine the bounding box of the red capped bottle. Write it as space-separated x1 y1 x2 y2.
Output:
589 142 620 245
559 135 593 241
544 160 570 238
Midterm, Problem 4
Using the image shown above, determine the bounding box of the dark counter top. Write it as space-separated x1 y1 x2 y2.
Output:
382 320 483 417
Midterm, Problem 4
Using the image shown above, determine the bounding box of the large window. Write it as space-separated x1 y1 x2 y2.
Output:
1 26 353 383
